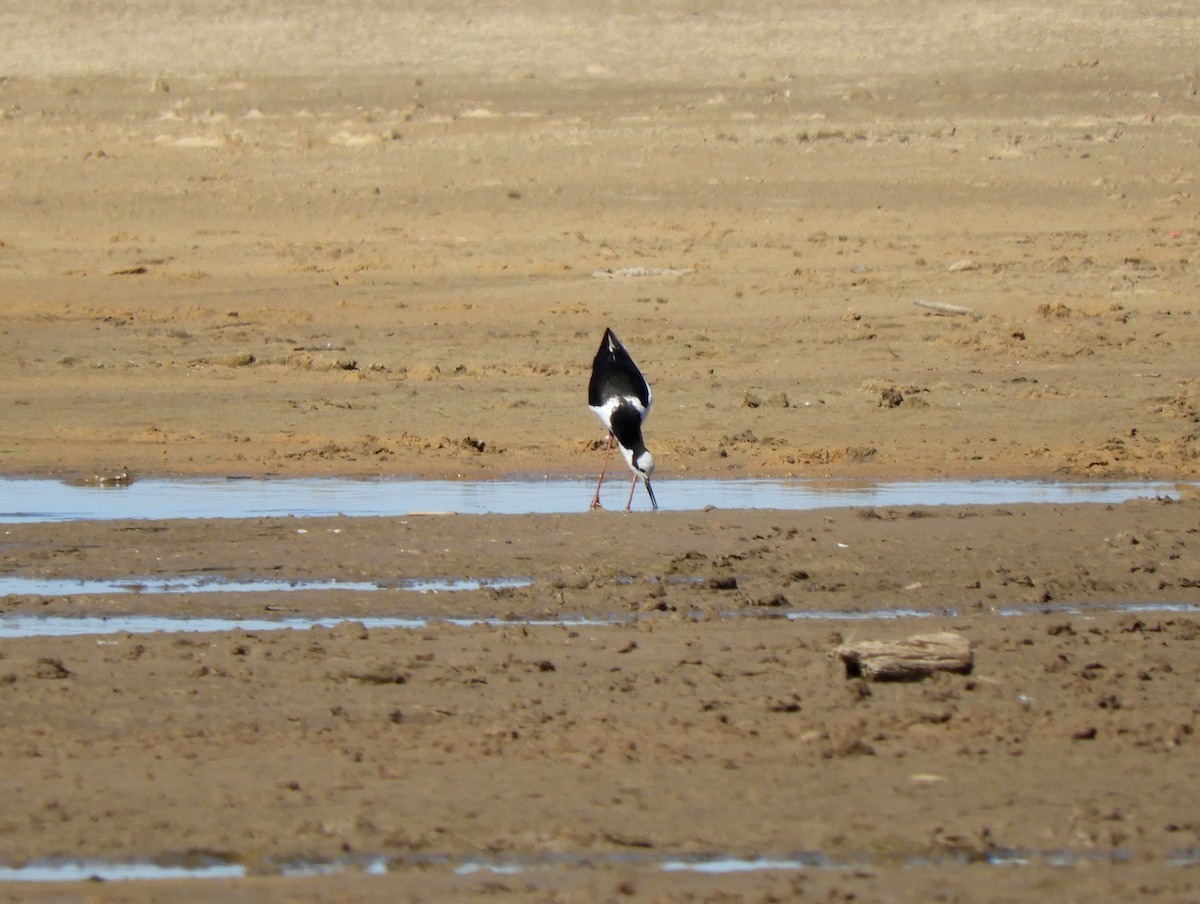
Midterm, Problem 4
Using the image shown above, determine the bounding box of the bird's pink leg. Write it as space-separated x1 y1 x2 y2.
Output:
590 433 615 510
624 475 638 512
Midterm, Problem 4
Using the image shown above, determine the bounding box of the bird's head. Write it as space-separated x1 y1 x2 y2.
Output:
627 449 657 509
622 447 654 479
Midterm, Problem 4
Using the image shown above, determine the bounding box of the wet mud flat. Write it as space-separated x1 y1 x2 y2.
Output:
3 497 1199 621
1 500 1198 902
2 609 1199 901
4 491 1196 638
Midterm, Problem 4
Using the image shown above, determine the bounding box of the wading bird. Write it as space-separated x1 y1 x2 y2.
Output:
588 327 657 511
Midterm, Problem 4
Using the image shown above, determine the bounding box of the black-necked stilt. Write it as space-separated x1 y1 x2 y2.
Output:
588 327 657 511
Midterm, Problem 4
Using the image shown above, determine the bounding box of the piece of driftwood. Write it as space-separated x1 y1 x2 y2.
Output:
913 298 983 319
835 631 973 681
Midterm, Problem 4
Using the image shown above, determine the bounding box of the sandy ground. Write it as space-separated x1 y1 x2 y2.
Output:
2 0 1200 900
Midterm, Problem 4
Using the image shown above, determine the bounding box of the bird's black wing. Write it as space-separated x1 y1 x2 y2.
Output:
589 328 651 409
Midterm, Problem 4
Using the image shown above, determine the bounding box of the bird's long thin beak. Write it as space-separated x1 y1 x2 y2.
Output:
644 478 658 510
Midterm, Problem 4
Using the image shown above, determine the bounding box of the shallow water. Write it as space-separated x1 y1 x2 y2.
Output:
1 601 1196 639
0 477 1191 523
0 859 247 882
1 847 1193 882
0 613 608 639
0 575 530 597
